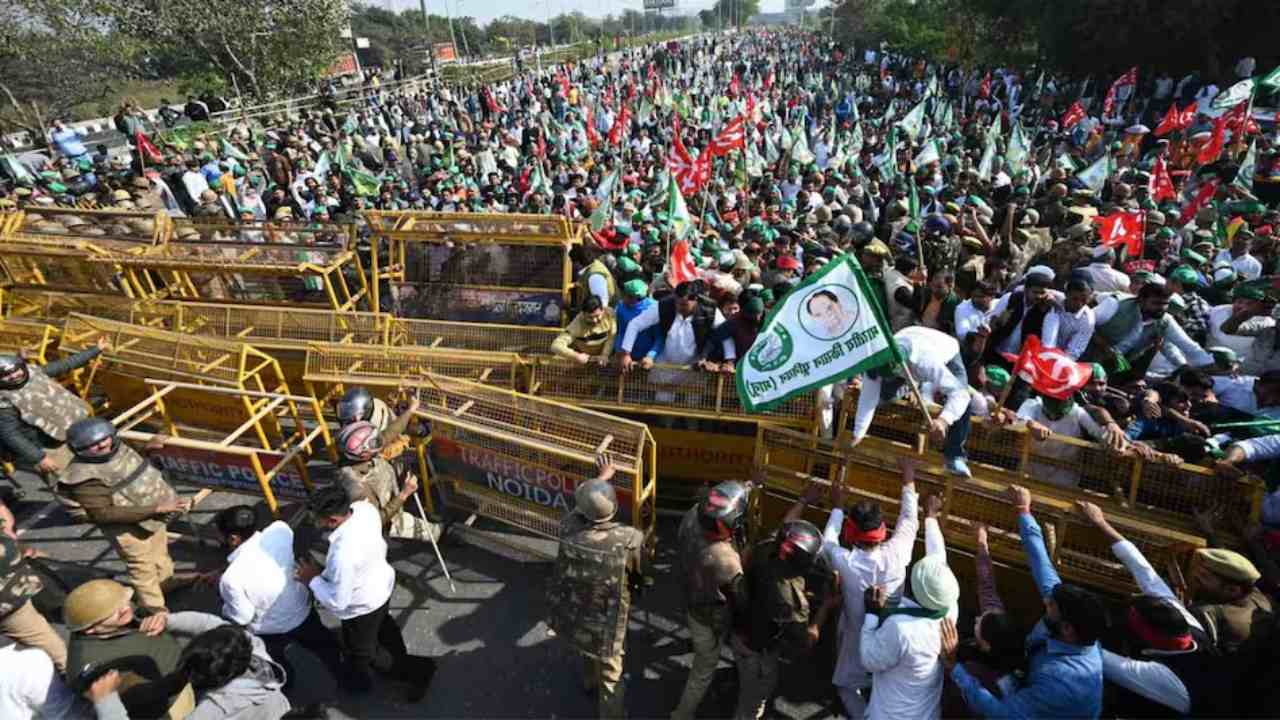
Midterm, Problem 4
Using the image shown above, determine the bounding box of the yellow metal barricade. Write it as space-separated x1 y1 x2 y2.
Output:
363 211 581 325
87 241 366 311
841 393 1265 539
0 242 131 295
1 289 175 328
302 343 527 411
0 318 59 363
109 382 330 515
412 373 657 549
390 317 562 355
0 207 170 245
57 315 329 461
753 425 1205 603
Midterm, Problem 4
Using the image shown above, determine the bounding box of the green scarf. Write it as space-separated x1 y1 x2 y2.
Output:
880 604 948 620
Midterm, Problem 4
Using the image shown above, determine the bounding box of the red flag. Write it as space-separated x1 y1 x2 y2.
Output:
707 115 746 157
1153 103 1181 137
668 115 709 194
1176 101 1198 130
1150 155 1177 202
1001 336 1094 400
135 131 163 165
1197 114 1229 165
730 74 742 97
1094 210 1145 257
1103 67 1138 117
584 106 600 148
557 73 570 99
1220 99 1256 137
764 70 775 90
647 63 656 83
1060 101 1086 130
979 72 992 99
668 239 700 286
1178 178 1221 226
608 106 630 147
536 130 547 160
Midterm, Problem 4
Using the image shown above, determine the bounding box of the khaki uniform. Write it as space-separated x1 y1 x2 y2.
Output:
0 537 65 671
1192 589 1274 655
57 445 179 610
338 402 440 541
735 540 812 720
0 359 95 477
671 507 744 720
548 512 644 719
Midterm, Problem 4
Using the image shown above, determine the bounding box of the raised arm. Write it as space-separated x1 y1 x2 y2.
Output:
1010 484 1061 598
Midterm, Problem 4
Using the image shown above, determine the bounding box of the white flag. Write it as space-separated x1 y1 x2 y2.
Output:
736 254 899 412
1075 154 1110 194
896 99 928 142
589 168 620 231
1234 140 1257 194
912 139 940 168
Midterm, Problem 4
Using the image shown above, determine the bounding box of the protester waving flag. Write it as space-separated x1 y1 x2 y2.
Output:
1006 121 1030 174
977 134 997 182
1075 154 1110 194
1150 155 1177 201
589 168 620 231
1095 210 1145 257
1234 140 1257 193
736 254 899 412
1153 103 1182 137
1178 178 1220 225
1103 67 1137 117
896 99 927 142
912 139 940 168
135 131 164 165
1002 335 1093 400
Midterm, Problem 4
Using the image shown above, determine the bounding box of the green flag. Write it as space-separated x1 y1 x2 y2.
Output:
348 169 381 197
876 127 898 182
977 136 997 182
1234 140 1257 194
1075 154 1110 194
735 254 900 412
1006 121 1029 175
2 154 34 183
897 99 928 142
529 164 553 199
666 172 694 242
849 122 864 154
589 168 620 231
1260 64 1280 90
312 151 331 179
909 176 921 220
792 120 815 165
220 138 247 162
1213 79 1255 110
912 139 940 168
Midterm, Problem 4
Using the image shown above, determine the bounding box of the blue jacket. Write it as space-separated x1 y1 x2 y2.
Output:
614 297 659 360
950 513 1103 718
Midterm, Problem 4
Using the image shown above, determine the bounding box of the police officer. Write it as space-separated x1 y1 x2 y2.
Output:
334 395 439 542
1189 548 1273 654
671 481 750 720
734 517 841 720
0 534 65 672
336 386 394 434
63 578 193 719
0 337 108 480
547 455 646 719
56 418 192 612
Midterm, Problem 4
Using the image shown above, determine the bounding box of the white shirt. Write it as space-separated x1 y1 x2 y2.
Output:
1084 263 1131 294
1051 304 1096 360
821 485 919 690
953 299 994 342
853 327 970 442
859 517 955 720
620 303 724 364
1017 398 1106 487
181 170 210 203
309 501 396 619
1092 295 1214 368
989 290 1064 355
220 521 313 635
1100 540 1204 715
1216 250 1262 281
1206 304 1255 359
0 644 79 720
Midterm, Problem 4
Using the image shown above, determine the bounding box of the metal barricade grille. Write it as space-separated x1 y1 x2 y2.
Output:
175 304 385 345
304 345 523 391
7 208 165 245
3 291 170 327
532 360 815 425
63 314 248 388
403 243 566 289
395 318 560 355
0 245 123 293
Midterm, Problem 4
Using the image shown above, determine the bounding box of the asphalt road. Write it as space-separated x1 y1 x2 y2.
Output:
7 470 839 720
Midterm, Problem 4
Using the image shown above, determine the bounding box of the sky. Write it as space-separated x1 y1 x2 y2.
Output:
376 0 794 26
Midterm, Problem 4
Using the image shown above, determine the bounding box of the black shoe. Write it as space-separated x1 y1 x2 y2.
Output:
284 702 330 718
403 656 437 703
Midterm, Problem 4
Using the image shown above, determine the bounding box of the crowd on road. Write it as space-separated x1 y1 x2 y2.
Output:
1 25 1280 720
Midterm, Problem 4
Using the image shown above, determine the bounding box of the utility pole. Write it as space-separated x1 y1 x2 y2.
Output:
419 0 435 71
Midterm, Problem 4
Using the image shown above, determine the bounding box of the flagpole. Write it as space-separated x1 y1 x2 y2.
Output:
898 361 935 434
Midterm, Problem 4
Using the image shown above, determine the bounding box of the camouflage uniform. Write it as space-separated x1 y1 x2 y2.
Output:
57 444 179 610
921 233 961 274
338 402 439 541
671 507 745 720
0 348 99 476
0 535 65 671
735 539 813 720
547 511 645 719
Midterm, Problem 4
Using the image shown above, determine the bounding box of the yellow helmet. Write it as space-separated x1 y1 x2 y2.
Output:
64 579 133 632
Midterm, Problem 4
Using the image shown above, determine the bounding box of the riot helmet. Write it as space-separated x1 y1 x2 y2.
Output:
849 221 876 244
64 578 133 632
0 355 29 390
574 479 618 523
776 520 822 572
697 481 749 537
336 387 375 425
67 417 119 461
337 421 382 463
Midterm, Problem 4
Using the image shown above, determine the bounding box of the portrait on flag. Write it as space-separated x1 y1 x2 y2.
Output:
737 254 898 412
